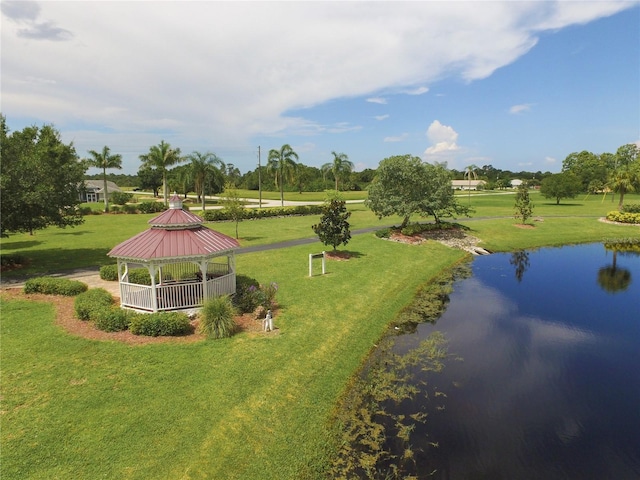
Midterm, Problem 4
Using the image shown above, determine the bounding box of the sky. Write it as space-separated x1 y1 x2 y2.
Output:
2 1 639 176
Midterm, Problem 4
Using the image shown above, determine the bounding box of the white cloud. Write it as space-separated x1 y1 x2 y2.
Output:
545 156 557 164
424 120 460 155
403 86 429 95
384 133 409 143
374 115 389 121
510 103 534 114
1 1 633 171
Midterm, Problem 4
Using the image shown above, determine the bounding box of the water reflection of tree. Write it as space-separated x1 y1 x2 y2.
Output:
510 250 530 282
598 249 632 294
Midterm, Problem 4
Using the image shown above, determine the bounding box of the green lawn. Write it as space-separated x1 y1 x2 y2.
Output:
1 191 639 479
1 237 466 479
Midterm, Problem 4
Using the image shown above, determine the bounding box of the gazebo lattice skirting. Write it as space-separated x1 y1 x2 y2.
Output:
108 194 240 312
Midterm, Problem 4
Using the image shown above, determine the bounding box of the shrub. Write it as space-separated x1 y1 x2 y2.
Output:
375 228 391 238
607 211 640 225
122 204 139 214
100 264 119 281
129 268 153 285
260 282 278 310
79 206 94 216
110 191 134 205
129 311 192 336
24 277 88 296
622 203 640 214
232 275 261 313
138 201 167 214
1 253 28 270
199 296 237 339
94 307 131 332
74 288 114 320
110 205 121 214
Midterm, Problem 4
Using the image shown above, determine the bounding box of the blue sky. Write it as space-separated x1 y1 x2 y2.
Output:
2 1 638 175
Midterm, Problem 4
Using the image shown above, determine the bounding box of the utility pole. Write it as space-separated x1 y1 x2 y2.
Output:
257 146 262 208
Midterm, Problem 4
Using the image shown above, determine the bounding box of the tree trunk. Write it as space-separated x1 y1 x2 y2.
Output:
618 189 625 209
102 168 109 213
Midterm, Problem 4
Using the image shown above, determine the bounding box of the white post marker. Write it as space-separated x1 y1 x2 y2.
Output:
309 251 326 277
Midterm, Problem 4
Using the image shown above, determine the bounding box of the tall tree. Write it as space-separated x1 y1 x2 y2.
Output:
0 116 85 236
85 146 122 212
267 144 299 206
322 151 354 191
562 150 607 192
188 151 224 210
139 140 183 206
463 164 478 204
607 168 638 209
365 155 470 228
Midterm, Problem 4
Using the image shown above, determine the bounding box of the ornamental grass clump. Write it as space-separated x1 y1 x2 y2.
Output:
199 296 237 339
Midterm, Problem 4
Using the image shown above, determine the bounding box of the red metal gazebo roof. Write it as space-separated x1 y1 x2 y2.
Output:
107 194 239 261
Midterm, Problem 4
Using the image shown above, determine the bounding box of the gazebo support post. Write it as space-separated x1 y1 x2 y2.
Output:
198 260 208 303
148 263 159 312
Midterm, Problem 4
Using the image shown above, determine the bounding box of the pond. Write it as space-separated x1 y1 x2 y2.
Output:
368 243 640 479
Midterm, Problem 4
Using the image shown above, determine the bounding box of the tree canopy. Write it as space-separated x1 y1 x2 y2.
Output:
139 140 183 206
312 194 352 251
85 145 122 212
540 172 582 205
322 151 354 191
365 154 470 227
267 144 299 207
1 116 86 236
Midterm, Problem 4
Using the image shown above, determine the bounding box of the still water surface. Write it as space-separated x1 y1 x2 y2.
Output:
390 243 640 479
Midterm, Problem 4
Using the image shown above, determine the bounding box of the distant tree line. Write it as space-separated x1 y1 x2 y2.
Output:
3 113 638 238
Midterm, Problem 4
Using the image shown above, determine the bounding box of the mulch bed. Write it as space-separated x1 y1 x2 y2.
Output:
1 289 268 345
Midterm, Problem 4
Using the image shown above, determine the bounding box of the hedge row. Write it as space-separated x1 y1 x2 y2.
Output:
24 277 88 296
199 204 323 222
606 211 640 225
99 265 165 285
73 288 192 335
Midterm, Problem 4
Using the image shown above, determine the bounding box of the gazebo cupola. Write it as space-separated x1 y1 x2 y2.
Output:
108 194 240 312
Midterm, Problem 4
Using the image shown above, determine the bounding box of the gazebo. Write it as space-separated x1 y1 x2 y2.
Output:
108 194 240 312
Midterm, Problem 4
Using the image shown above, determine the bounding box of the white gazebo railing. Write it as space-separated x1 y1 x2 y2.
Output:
120 271 236 312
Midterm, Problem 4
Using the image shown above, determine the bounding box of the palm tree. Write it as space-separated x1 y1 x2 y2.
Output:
85 146 122 212
322 151 354 191
188 151 224 210
607 167 638 209
139 140 183 206
267 144 299 206
464 164 478 204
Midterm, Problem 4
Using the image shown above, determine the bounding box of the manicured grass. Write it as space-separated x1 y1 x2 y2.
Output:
1 236 466 479
0 205 400 277
2 191 639 479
